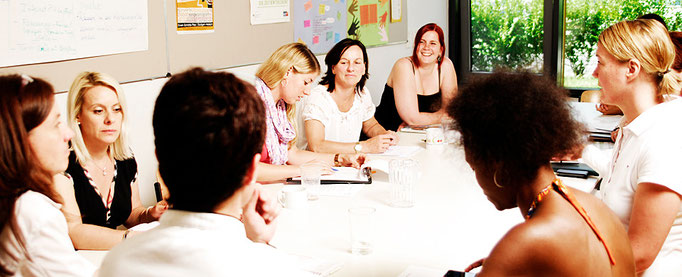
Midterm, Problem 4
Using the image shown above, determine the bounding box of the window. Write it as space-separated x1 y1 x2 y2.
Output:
470 0 544 73
454 0 682 90
563 0 682 88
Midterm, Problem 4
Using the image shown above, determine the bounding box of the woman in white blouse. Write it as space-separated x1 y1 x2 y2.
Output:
304 39 398 154
0 74 95 276
584 19 682 276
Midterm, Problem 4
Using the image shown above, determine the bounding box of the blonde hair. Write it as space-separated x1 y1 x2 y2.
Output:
67 72 133 164
599 19 681 100
255 43 320 146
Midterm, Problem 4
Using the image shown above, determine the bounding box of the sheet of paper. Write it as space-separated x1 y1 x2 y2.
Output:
290 254 344 276
291 167 368 182
372 145 422 157
307 184 364 197
396 265 449 277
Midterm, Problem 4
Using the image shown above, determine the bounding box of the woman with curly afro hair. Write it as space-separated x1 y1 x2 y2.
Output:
449 71 635 276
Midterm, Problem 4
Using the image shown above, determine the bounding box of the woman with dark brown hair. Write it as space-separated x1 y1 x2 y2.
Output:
0 74 95 276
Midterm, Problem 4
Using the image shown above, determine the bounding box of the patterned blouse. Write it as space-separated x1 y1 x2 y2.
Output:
254 77 296 165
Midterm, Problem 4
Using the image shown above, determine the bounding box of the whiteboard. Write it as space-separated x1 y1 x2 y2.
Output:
0 0 148 67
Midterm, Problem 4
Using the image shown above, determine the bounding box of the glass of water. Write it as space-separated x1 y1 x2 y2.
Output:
300 161 322 200
348 207 376 255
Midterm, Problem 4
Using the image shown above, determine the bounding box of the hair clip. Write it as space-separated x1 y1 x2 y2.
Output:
657 69 671 77
20 74 34 86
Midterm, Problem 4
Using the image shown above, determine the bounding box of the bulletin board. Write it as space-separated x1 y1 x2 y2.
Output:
0 0 407 92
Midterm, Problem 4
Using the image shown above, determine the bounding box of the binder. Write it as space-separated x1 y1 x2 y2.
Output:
286 167 372 184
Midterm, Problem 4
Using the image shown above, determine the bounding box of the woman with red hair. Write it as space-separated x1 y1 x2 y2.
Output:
374 23 458 131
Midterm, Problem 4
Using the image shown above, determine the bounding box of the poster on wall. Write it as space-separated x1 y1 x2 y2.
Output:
0 0 148 68
346 0 389 47
293 0 347 54
250 0 291 25
176 0 214 34
390 0 401 22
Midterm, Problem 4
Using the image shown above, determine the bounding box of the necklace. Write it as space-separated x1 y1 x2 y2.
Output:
525 178 616 265
91 156 113 177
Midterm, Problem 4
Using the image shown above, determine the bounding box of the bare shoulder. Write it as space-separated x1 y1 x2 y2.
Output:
391 57 414 74
441 56 456 71
484 221 567 275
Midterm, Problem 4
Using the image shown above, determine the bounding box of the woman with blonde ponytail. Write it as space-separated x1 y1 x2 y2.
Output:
582 19 682 276
254 43 365 182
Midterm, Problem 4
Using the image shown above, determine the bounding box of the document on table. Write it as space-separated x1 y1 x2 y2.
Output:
288 167 371 184
291 254 343 276
372 145 422 157
307 184 365 197
397 265 449 277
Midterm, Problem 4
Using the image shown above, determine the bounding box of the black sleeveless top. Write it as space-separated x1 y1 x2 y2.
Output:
375 60 442 131
66 151 136 229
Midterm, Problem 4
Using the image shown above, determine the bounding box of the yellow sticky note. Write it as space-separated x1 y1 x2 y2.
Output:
298 38 305 44
319 4 326 15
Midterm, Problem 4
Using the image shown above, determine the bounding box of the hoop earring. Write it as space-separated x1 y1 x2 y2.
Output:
437 55 442 62
493 170 503 188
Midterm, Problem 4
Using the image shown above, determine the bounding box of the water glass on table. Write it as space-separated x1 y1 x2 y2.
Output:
300 161 322 200
348 207 376 255
389 159 419 208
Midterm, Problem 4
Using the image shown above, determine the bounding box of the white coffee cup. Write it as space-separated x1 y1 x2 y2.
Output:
278 186 308 209
425 127 444 146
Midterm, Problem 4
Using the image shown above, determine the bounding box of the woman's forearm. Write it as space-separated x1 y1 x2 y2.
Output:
308 139 356 154
69 223 126 250
256 162 302 182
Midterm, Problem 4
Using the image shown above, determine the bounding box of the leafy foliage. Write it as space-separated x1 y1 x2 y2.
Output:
471 0 682 78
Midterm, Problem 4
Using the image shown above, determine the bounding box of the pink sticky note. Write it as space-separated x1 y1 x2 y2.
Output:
304 0 312 12
304 20 311 28
313 36 319 44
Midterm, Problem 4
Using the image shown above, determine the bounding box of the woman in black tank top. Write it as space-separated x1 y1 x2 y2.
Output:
55 72 168 250
375 23 458 131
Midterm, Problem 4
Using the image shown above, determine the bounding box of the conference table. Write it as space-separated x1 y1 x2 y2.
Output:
79 102 612 277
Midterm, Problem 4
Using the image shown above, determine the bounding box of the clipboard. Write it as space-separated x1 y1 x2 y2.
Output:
285 167 372 185
551 162 598 179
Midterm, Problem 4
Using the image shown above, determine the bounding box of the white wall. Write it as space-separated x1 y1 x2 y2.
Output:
55 0 448 206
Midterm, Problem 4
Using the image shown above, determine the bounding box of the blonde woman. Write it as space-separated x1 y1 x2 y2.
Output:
255 43 365 182
583 19 682 275
55 72 167 250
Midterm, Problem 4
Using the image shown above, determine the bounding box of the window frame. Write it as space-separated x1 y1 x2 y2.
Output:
450 0 585 98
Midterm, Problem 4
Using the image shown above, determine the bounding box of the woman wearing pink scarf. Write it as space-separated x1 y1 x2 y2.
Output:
255 43 365 182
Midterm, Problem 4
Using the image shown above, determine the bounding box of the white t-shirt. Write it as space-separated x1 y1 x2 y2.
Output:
302 85 376 144
583 98 682 276
99 210 312 277
0 191 96 277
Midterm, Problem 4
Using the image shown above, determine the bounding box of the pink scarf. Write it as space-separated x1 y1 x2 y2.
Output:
254 78 295 165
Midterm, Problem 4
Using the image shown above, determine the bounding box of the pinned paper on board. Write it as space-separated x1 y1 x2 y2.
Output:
176 0 215 34
250 0 290 25
347 0 389 46
293 0 347 53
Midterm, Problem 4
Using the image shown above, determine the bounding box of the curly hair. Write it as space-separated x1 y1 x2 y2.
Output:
447 71 584 185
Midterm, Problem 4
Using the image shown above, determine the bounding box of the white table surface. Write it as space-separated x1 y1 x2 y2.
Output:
79 115 608 277
264 132 599 277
